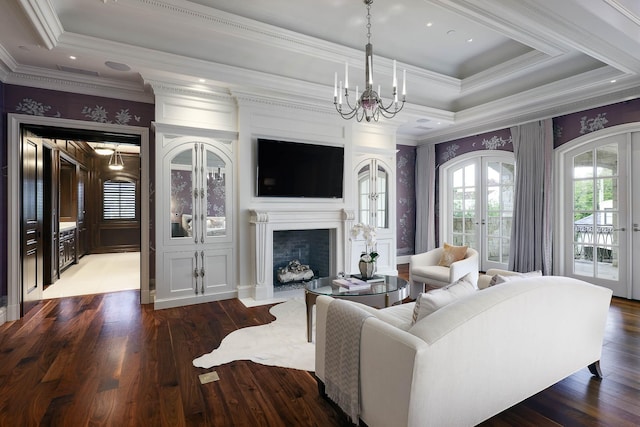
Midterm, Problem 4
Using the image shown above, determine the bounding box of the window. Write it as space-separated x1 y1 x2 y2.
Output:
103 180 136 220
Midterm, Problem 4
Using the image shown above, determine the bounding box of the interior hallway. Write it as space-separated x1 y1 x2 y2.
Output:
43 252 140 299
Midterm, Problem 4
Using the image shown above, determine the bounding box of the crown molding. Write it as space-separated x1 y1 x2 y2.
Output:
145 77 234 103
17 0 63 50
4 65 153 103
461 50 553 94
419 67 638 144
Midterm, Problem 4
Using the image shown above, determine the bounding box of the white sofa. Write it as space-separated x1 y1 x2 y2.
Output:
315 276 612 427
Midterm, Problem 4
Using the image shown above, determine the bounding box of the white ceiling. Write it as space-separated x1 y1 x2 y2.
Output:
2 0 640 142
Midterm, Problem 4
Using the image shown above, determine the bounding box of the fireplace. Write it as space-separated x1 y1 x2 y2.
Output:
273 229 331 287
250 209 354 300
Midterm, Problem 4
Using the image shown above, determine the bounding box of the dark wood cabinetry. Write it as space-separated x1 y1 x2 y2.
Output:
59 227 76 272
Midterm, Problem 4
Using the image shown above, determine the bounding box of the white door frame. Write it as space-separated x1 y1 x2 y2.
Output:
554 122 640 298
439 150 515 271
6 113 150 322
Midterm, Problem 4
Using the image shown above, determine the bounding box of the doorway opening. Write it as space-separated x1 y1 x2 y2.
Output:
7 114 150 322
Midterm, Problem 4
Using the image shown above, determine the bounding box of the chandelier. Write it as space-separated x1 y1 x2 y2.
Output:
108 146 125 171
333 0 406 122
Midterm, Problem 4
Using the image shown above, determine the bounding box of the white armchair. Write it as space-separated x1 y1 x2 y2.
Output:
409 247 479 297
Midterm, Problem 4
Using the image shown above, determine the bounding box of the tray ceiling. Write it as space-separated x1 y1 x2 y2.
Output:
2 0 640 141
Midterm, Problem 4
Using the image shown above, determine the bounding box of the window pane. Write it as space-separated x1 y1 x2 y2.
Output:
103 180 136 220
573 180 594 212
596 144 617 177
574 151 593 178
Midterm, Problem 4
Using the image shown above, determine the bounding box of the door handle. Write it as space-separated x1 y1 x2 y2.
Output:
613 228 626 232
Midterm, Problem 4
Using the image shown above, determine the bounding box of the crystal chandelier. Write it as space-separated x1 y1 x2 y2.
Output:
333 0 406 122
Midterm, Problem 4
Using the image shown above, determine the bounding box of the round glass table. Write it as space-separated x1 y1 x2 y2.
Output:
304 275 410 342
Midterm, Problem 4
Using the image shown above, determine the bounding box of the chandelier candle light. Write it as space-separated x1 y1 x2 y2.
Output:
334 0 406 122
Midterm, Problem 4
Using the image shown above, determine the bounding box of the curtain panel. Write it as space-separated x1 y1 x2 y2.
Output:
508 119 553 274
415 143 436 254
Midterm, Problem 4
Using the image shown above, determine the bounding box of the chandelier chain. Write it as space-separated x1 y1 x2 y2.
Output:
366 2 371 44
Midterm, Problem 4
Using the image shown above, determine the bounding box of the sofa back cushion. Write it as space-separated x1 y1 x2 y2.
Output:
411 273 476 325
489 270 542 286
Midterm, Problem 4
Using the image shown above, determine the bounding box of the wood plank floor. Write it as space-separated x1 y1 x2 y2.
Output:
0 267 638 426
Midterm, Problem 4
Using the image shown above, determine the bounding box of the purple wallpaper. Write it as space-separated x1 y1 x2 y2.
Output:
0 82 5 303
396 145 416 256
1 84 155 301
553 98 640 148
434 128 514 166
170 170 226 219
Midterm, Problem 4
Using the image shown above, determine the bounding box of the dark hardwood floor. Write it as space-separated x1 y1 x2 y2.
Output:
0 267 638 426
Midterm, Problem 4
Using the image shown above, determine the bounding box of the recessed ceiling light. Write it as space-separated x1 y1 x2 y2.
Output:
199 78 206 83
447 30 456 35
105 61 131 71
466 38 473 43
426 22 433 27
610 79 617 83
69 55 77 60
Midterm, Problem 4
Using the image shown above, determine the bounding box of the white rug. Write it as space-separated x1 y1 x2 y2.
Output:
193 298 315 372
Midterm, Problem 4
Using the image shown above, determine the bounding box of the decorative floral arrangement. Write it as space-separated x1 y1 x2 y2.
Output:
350 223 378 263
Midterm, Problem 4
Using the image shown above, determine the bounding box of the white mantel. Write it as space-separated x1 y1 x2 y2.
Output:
249 209 355 300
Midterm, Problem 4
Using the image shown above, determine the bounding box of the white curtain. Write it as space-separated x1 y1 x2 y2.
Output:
508 119 553 274
415 143 436 254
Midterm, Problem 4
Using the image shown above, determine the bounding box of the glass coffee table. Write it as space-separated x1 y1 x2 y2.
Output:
304 275 410 342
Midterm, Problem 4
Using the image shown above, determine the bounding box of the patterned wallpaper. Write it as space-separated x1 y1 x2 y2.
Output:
171 170 226 219
0 84 155 300
0 82 5 302
434 128 514 166
396 145 416 256
553 98 640 147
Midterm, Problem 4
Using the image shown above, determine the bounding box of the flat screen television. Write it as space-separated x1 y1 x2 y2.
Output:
256 138 344 198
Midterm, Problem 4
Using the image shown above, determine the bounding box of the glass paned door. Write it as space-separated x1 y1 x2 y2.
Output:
451 163 477 248
485 161 514 267
566 136 629 297
443 153 514 271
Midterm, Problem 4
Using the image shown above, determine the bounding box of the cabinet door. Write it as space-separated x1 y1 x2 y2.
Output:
162 250 199 298
202 148 229 240
201 248 233 294
169 147 196 241
357 160 389 229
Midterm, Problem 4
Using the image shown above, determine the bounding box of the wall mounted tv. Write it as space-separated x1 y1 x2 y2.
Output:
256 138 344 198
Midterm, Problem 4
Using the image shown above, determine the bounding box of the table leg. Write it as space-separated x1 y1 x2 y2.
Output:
305 290 317 343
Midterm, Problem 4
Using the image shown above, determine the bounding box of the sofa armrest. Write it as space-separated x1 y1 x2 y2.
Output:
359 319 428 427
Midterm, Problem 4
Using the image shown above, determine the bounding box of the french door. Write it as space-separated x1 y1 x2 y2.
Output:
562 132 640 299
440 153 515 272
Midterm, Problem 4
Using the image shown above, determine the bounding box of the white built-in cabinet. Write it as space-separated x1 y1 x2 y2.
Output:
155 132 236 309
351 155 396 275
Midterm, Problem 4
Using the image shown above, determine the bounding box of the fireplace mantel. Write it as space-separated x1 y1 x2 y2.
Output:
250 209 354 300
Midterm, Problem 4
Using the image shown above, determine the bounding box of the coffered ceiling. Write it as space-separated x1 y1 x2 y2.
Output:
2 0 640 142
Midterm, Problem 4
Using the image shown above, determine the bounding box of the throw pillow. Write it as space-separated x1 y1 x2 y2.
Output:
489 270 542 286
438 242 468 267
411 273 476 325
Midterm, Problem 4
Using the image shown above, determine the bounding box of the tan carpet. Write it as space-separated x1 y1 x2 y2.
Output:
43 252 140 299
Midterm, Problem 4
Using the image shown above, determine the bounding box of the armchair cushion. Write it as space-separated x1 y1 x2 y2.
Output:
438 243 468 267
411 273 476 325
